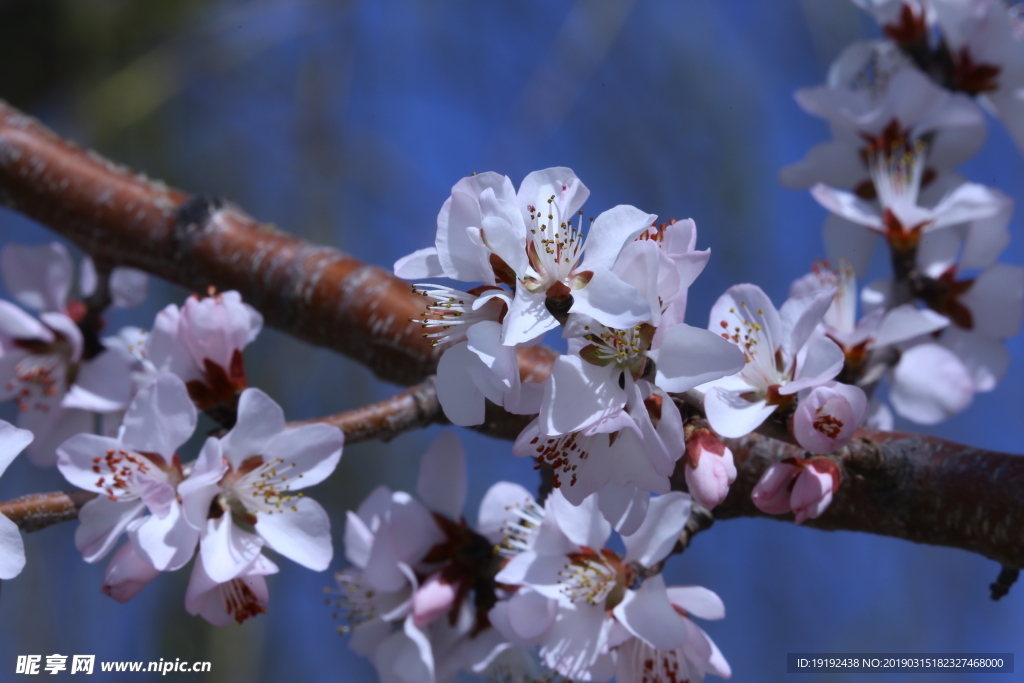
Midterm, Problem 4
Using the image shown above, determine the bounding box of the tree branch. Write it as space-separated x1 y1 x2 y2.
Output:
0 99 1021 573
295 377 442 445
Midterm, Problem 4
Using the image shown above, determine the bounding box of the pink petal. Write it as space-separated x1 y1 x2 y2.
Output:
412 571 458 627
120 373 197 459
750 462 800 515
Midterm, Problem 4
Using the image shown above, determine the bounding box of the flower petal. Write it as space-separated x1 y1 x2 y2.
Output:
612 575 689 651
255 497 333 571
622 492 691 566
416 430 466 519
1 242 72 312
651 324 746 393
120 373 197 459
0 513 25 579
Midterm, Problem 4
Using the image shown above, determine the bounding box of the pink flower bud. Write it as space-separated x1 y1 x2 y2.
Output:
791 459 840 524
684 429 736 509
102 544 161 603
750 461 801 515
792 382 867 454
412 571 458 628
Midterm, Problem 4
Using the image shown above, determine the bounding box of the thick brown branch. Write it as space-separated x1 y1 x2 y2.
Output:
0 99 1021 573
704 429 1024 569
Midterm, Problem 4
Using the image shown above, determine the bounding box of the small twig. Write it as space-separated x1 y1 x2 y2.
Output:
0 491 97 532
289 377 441 445
989 566 1020 601
5 380 443 532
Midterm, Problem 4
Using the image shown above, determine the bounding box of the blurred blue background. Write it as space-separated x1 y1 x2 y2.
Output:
0 0 1021 681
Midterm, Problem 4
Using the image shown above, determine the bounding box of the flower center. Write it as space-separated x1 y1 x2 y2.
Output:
523 197 588 292
221 577 267 624
410 284 507 347
89 449 169 501
526 432 590 489
222 455 304 516
9 336 75 412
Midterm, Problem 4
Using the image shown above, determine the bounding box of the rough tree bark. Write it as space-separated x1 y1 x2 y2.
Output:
0 100 1020 574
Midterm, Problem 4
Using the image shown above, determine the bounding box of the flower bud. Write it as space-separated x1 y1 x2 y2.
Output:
750 461 801 515
791 459 840 524
684 428 736 509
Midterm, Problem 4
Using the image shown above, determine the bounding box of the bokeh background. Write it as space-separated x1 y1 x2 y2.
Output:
0 1 1021 681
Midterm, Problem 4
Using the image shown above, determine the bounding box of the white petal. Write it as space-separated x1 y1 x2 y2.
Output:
0 513 25 579
256 497 333 571
703 388 776 438
623 492 690 566
75 497 146 563
891 344 974 424
501 289 559 346
612 575 689 651
477 481 533 544
962 264 1024 340
781 289 836 356
436 342 485 426
220 388 286 465
120 373 197 459
0 421 32 477
263 422 343 489
108 267 149 308
666 585 726 620
651 324 746 392
503 590 556 642
416 431 466 519
548 489 612 550
178 438 228 530
784 336 845 393
596 484 649 536
63 349 132 412
539 355 626 435
1 242 72 312
127 503 199 571
200 514 264 583
810 184 884 231
874 305 949 347
569 266 651 330
581 204 657 270
394 247 444 279
0 301 53 340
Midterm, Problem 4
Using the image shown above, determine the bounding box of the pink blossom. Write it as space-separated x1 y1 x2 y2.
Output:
684 427 736 510
146 290 262 410
751 458 841 523
792 382 867 454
